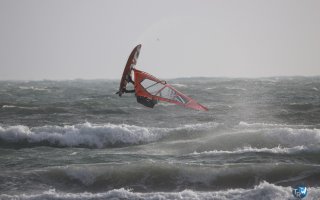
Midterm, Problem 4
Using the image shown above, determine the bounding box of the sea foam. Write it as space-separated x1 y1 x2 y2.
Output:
1 181 319 200
191 145 308 155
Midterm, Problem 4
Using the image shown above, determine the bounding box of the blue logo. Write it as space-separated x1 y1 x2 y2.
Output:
292 184 307 199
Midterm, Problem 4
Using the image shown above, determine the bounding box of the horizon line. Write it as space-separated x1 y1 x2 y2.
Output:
1 75 320 82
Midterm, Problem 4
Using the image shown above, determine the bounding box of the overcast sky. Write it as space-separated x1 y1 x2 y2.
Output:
0 0 319 80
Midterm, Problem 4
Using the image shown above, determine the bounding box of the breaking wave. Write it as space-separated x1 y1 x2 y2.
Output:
238 121 311 128
3 160 319 195
191 145 309 155
1 181 319 200
0 122 218 148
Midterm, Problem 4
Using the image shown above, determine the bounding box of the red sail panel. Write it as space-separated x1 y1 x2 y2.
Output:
134 69 208 111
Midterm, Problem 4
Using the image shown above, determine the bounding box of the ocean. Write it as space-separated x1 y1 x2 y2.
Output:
0 77 320 200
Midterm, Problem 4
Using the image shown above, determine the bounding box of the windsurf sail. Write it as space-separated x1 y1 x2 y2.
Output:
134 69 208 111
117 44 208 111
118 44 141 96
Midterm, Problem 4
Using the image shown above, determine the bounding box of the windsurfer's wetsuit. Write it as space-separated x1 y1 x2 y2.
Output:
136 96 157 108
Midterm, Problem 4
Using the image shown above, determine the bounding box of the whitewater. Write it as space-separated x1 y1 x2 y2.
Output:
1 77 320 200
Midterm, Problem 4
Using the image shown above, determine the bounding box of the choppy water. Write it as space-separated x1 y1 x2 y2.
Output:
1 77 320 200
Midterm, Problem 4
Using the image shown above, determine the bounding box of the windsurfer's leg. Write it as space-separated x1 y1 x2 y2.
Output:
136 96 157 108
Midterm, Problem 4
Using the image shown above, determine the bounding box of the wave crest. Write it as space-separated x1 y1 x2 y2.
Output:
0 122 218 148
0 123 161 148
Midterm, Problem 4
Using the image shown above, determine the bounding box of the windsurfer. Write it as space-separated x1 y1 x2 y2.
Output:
117 73 135 95
117 72 157 108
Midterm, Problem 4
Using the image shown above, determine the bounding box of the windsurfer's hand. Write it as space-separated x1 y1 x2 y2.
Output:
116 91 122 96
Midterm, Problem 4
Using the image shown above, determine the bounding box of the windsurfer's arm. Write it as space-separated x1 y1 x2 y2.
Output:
116 85 135 96
116 88 135 94
127 75 135 84
123 89 135 93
